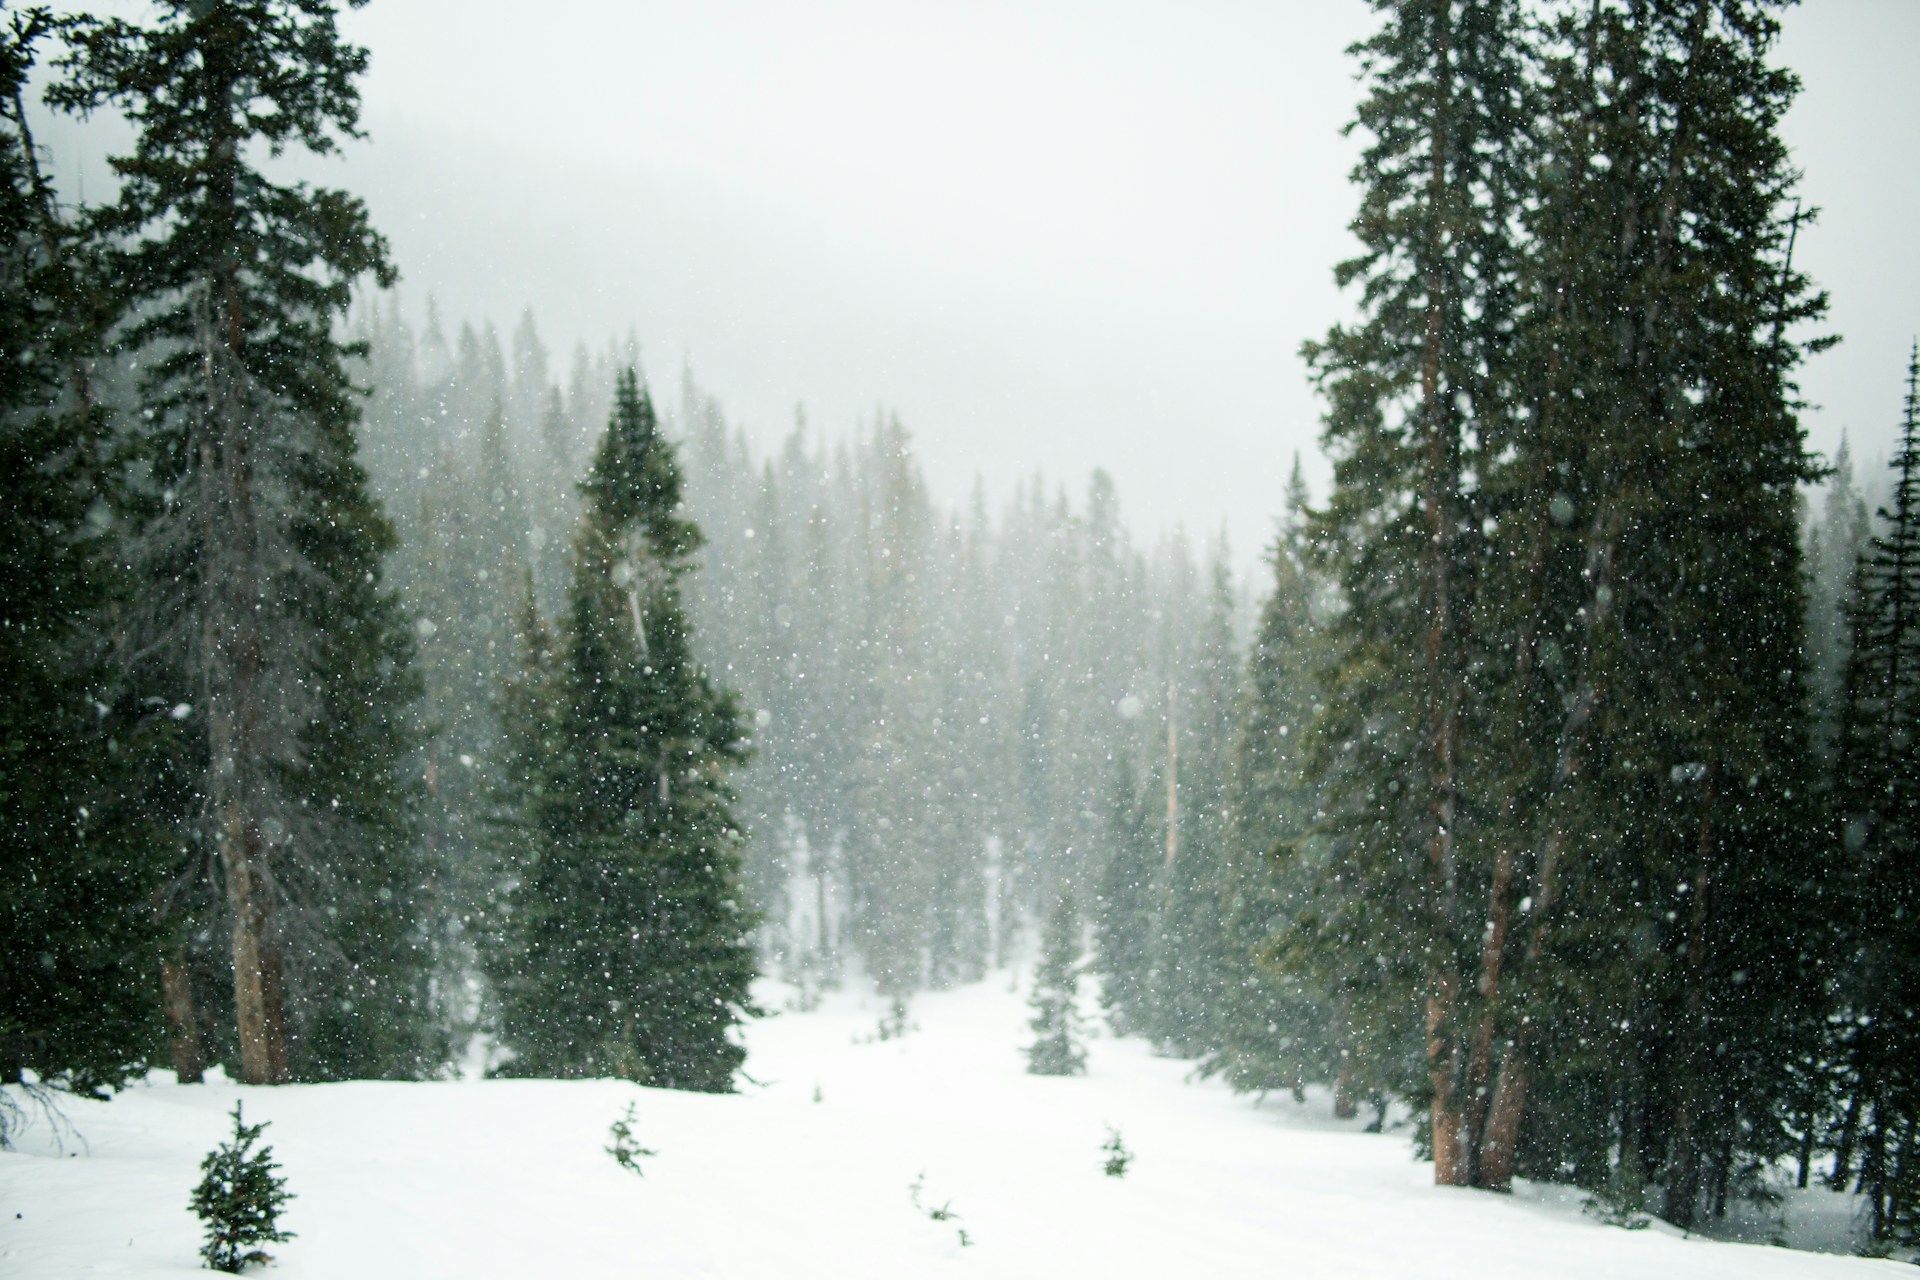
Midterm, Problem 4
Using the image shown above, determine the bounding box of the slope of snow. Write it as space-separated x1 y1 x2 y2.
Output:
1 975 1898 1278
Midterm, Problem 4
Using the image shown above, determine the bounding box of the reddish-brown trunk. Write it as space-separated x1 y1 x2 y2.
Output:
1478 1038 1529 1192
1333 1054 1358 1120
1417 8 1469 1192
1429 989 1468 1185
1464 838 1517 1182
222 817 287 1085
160 950 206 1085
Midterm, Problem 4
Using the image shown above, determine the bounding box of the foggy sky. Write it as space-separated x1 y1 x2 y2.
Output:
59 2 1920 557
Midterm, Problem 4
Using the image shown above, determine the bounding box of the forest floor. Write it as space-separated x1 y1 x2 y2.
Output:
1 972 1900 1278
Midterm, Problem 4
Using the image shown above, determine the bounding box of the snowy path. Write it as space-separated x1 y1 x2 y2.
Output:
2 975 1898 1278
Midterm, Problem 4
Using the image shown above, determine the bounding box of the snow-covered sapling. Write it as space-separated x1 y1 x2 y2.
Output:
875 996 912 1042
1102 1127 1133 1177
909 1171 972 1245
1581 1159 1651 1231
606 1102 656 1176
189 1102 294 1274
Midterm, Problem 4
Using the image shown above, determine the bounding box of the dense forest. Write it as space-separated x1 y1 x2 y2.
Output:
2 0 1917 1261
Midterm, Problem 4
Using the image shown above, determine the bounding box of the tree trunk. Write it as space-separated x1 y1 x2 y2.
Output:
1829 1089 1860 1191
1419 7 1468 1190
1333 1053 1358 1119
1429 987 1468 1185
1796 1101 1815 1189
1478 1046 1529 1191
159 950 206 1085
220 816 287 1085
1664 792 1718 1231
1465 836 1517 1184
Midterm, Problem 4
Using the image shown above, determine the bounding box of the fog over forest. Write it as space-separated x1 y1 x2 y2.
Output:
39 0 1920 557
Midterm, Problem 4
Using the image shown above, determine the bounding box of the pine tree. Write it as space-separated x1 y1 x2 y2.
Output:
1206 474 1338 1098
0 9 164 1120
1829 348 1920 1243
190 1103 294 1274
1297 0 1531 1186
53 0 430 1085
1026 888 1087 1076
490 370 756 1091
1466 0 1828 1209
1091 756 1159 1037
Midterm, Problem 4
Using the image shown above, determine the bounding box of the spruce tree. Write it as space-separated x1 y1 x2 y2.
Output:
1206 477 1338 1098
1467 0 1828 1208
1297 0 1530 1186
1829 348 1920 1243
190 1103 294 1274
1027 889 1087 1076
1091 756 1159 1037
0 9 163 1118
52 0 430 1084
490 370 756 1091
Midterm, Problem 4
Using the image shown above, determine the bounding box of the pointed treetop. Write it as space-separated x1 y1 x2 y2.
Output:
583 368 700 565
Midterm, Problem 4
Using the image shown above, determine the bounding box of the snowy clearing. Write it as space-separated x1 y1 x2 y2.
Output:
2 975 1896 1279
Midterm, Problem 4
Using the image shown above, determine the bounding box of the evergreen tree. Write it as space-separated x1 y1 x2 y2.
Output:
0 9 164 1119
1829 348 1920 1243
1206 473 1339 1098
1296 0 1531 1186
190 1103 294 1274
53 0 430 1085
1091 756 1158 1036
1466 0 1828 1210
1026 889 1087 1076
490 370 756 1091
1143 548 1240 1054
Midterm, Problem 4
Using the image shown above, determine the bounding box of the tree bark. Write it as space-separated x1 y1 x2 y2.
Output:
1333 1053 1358 1119
1663 783 1717 1230
199 38 289 1085
1419 4 1469 1190
159 949 205 1085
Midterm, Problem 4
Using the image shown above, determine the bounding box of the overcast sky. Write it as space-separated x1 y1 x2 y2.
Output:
54 1 1920 557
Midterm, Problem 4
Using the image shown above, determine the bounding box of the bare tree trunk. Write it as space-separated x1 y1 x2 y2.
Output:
1163 677 1178 870
159 949 205 1084
1830 1090 1861 1191
1464 836 1516 1179
219 813 286 1084
201 304 287 1085
1418 8 1469 1190
1664 784 1718 1230
1333 1053 1358 1120
1796 1105 1816 1189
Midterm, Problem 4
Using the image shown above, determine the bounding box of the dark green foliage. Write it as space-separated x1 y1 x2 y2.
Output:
1026 889 1087 1076
1582 1159 1652 1232
490 370 757 1091
1091 756 1159 1037
1292 0 1832 1213
1101 1126 1132 1177
50 0 431 1084
907 1171 969 1245
1205 469 1340 1098
1828 350 1920 1246
0 9 163 1123
190 1103 294 1274
605 1101 656 1176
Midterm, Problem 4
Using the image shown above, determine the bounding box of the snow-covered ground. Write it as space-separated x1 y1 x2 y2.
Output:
2 974 1900 1278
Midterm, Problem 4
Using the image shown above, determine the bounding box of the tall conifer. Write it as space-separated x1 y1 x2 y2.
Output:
53 0 428 1084
0 9 163 1116
490 370 756 1091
